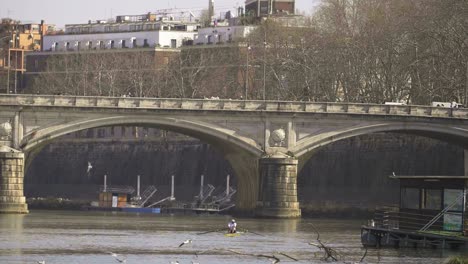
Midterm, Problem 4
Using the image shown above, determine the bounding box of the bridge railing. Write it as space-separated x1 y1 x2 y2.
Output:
0 94 466 119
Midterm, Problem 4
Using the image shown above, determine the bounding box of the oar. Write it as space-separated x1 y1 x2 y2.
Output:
239 228 265 237
197 228 224 235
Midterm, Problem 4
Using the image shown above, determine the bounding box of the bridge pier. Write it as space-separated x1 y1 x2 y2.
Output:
256 155 301 218
0 146 28 214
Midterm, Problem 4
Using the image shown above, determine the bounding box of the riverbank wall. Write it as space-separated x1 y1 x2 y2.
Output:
25 133 463 216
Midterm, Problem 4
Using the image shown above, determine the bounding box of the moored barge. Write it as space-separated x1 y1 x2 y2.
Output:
361 175 468 249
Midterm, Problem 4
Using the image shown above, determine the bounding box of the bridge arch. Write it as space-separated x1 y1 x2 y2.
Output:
292 122 468 162
20 115 264 213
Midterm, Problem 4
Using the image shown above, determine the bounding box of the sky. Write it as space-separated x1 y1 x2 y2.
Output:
1 0 321 29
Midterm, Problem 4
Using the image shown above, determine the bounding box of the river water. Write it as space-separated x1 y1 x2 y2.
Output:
0 210 464 264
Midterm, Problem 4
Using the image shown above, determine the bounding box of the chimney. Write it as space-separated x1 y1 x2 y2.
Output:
257 0 261 17
40 20 45 51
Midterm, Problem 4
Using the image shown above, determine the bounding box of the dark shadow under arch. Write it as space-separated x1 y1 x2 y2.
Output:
20 116 263 212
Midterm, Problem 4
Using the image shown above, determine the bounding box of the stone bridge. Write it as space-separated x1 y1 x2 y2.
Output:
0 94 467 217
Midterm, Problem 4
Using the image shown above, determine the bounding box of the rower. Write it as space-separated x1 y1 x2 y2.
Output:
228 219 237 233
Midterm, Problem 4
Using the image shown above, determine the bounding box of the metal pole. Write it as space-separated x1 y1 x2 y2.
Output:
244 45 250 100
199 174 204 200
137 175 141 198
226 174 230 196
103 174 107 192
6 48 10 94
465 60 468 106
171 175 175 200
263 39 267 101
14 51 17 94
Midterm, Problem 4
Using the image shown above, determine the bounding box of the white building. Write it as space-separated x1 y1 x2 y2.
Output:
43 16 201 51
194 26 257 45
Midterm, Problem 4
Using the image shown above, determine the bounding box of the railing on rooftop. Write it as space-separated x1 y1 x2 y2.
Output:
0 94 467 119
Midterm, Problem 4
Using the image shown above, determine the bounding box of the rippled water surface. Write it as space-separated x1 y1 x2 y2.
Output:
0 210 465 263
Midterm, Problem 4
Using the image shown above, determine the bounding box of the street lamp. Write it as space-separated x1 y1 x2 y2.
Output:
6 39 13 94
263 41 267 101
244 44 251 100
1 36 12 94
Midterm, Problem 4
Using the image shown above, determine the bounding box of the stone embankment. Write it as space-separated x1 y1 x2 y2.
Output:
25 133 463 216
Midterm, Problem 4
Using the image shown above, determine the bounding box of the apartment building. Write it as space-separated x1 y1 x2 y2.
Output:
0 19 55 93
43 13 201 52
245 0 295 17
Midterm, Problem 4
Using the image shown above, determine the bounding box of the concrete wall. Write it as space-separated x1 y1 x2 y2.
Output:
24 132 463 215
299 134 463 216
25 139 234 202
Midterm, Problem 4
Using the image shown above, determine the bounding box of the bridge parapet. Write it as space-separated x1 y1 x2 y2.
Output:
0 95 467 119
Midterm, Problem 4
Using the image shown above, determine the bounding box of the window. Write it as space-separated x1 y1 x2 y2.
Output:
143 39 149 47
444 189 464 211
77 42 81 51
401 188 419 209
171 39 177 48
423 189 442 210
122 40 126 48
132 39 137 48
99 41 105 49
88 41 92 50
110 40 115 49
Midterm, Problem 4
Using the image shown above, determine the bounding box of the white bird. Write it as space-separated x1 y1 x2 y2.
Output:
87 162 93 174
109 252 126 263
178 239 192 247
37 261 45 264
392 172 396 177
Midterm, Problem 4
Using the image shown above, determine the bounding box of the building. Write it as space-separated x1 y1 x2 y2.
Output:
42 13 201 52
0 19 55 93
194 26 256 45
245 0 295 17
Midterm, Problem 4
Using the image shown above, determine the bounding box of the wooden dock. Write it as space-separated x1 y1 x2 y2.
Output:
361 225 468 249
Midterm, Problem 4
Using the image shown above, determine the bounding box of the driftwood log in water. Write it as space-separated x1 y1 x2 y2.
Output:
308 223 368 263
225 249 281 263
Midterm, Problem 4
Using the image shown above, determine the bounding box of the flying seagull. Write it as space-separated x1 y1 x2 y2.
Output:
87 162 93 174
179 239 192 247
37 261 46 264
392 172 396 177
